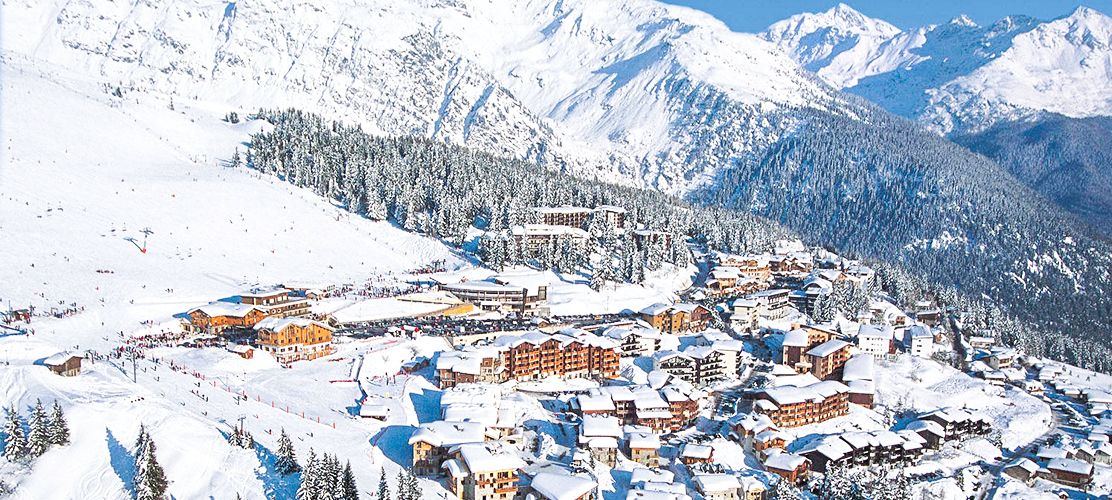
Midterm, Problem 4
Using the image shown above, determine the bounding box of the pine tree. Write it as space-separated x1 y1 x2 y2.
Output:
297 449 318 500
376 469 389 500
26 400 49 458
275 428 301 474
134 424 150 466
135 438 168 500
3 407 25 462
48 401 69 446
395 470 407 500
404 472 419 500
342 461 358 500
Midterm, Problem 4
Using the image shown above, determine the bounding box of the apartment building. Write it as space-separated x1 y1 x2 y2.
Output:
753 381 850 428
435 330 620 388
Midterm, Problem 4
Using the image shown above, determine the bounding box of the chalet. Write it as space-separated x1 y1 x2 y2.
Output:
652 351 695 385
738 477 766 500
186 302 266 334
226 344 254 359
715 253 772 283
1042 458 1093 488
986 348 1016 370
43 352 81 377
968 334 995 350
692 474 741 500
358 404 389 421
639 303 712 334
798 435 854 473
763 451 810 484
626 432 661 467
604 325 662 357
579 415 622 466
238 287 311 317
254 317 334 364
1003 458 1039 486
905 420 946 449
410 421 487 476
920 408 991 440
754 429 788 457
435 347 504 388
443 443 525 500
683 345 726 386
678 443 713 465
529 471 597 500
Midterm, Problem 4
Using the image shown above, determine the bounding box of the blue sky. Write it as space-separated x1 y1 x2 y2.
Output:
660 1 1112 32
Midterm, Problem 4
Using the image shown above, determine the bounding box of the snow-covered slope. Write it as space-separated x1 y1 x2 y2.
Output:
1 0 838 193
763 5 1112 134
0 57 466 336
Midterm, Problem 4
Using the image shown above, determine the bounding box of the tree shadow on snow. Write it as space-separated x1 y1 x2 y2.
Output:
250 436 300 500
370 425 416 469
106 428 136 498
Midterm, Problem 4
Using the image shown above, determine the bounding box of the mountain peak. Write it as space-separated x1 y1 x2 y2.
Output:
948 14 978 28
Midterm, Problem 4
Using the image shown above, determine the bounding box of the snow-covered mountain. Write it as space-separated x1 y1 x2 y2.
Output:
762 5 1112 134
2 0 838 193
762 3 905 88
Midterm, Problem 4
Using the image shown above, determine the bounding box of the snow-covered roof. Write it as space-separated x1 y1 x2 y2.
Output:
580 415 622 439
1006 458 1039 474
578 394 617 412
842 354 874 382
227 344 254 354
782 329 810 347
510 224 589 239
43 352 79 366
798 435 853 461
847 380 875 395
254 316 332 332
857 324 893 339
640 303 672 316
680 443 713 459
764 451 807 471
630 468 674 486
359 404 389 418
760 381 849 406
770 373 821 388
238 286 290 298
536 205 592 214
627 432 661 450
1047 457 1092 476
190 301 260 318
452 443 525 474
693 474 740 493
806 339 850 358
409 421 485 447
531 472 597 500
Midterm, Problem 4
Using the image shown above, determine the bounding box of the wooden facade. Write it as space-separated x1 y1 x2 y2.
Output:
256 319 334 364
